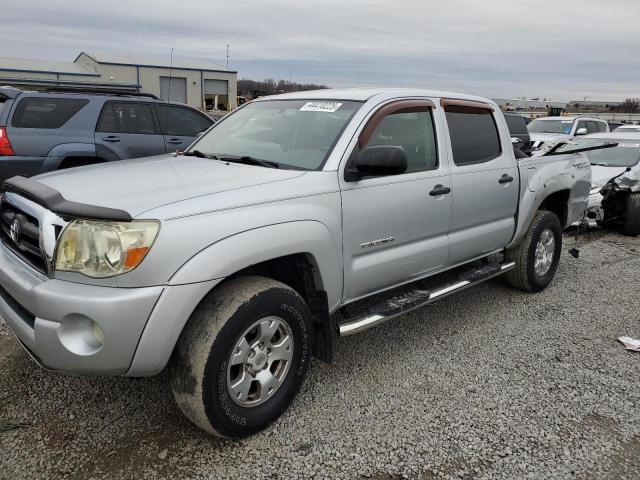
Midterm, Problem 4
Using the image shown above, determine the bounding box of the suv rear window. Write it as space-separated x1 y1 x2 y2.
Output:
11 97 88 129
445 106 502 165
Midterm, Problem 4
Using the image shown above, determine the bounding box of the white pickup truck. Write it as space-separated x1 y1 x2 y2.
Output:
0 88 590 438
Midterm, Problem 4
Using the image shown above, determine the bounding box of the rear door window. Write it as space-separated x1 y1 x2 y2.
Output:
96 102 158 134
11 97 89 129
598 122 608 133
156 105 212 136
445 105 502 165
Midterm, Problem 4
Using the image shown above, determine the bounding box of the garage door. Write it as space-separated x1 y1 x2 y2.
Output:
159 77 187 103
204 79 228 96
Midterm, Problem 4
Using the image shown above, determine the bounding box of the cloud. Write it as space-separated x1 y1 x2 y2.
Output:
2 0 639 100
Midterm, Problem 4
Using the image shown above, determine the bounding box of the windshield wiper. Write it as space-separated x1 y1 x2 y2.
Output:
544 143 619 157
182 150 215 159
214 154 280 169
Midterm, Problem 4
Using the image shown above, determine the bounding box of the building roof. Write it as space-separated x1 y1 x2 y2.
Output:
77 51 236 73
0 56 99 76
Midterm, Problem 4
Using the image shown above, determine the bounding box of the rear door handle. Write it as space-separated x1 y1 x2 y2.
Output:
166 138 183 145
499 174 514 184
102 135 120 143
429 185 451 196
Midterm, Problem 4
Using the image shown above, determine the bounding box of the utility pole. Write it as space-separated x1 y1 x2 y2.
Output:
226 44 230 68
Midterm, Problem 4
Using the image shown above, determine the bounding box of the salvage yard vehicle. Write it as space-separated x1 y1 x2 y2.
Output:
0 88 591 438
614 124 640 133
0 86 213 182
556 132 640 235
528 116 609 152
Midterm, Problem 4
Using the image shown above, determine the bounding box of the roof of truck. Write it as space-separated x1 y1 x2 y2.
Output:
260 88 495 103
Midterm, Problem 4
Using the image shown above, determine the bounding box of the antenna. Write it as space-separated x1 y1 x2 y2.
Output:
167 48 174 151
167 47 174 103
226 44 230 68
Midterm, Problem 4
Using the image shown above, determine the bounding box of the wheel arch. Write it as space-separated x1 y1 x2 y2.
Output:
129 222 342 375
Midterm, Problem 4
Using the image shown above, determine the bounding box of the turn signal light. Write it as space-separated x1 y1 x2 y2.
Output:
0 127 14 156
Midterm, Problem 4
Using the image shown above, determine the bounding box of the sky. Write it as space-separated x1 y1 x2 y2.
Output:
3 0 639 101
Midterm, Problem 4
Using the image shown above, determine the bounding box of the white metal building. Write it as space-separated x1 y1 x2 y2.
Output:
0 51 237 111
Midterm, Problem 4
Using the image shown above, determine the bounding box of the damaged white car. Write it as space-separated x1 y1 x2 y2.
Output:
554 133 640 236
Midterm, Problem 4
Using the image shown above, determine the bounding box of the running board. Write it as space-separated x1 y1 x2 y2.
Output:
338 261 515 336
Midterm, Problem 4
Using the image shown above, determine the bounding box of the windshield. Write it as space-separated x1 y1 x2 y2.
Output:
188 99 362 170
555 137 640 167
528 118 575 134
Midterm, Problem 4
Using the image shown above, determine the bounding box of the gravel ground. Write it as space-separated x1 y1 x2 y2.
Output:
1 229 639 480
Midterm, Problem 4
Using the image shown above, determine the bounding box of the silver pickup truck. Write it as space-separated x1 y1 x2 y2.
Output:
0 88 590 438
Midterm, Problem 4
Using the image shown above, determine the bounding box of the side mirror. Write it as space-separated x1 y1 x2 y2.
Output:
345 145 407 181
511 137 522 144
575 127 588 136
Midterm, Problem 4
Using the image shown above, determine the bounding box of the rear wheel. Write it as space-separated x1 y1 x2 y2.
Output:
505 210 562 292
170 276 313 438
621 193 640 237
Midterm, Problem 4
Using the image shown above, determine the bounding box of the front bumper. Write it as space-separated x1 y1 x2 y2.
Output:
0 243 163 375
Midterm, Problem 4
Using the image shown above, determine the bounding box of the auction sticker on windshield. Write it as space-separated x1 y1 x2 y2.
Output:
300 101 343 113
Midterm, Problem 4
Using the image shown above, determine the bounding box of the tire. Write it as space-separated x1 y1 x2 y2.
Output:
170 276 313 438
505 210 563 293
621 193 640 237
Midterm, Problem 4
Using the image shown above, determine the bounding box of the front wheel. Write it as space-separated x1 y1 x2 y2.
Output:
505 210 563 292
170 276 313 438
621 193 640 237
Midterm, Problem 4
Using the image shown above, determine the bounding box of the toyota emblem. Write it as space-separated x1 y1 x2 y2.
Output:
9 218 21 244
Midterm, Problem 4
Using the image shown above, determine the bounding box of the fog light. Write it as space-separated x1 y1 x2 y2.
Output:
58 315 104 356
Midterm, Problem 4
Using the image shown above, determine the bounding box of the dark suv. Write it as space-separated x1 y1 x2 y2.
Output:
0 86 214 181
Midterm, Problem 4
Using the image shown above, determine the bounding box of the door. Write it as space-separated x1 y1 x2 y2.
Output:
443 99 518 266
159 77 187 103
156 104 213 152
340 99 452 301
94 101 165 160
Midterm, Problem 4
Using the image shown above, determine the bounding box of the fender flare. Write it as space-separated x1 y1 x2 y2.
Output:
168 220 343 310
41 143 97 172
508 183 577 249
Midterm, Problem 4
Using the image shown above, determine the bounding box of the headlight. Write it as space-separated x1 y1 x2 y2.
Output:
589 186 602 195
55 220 160 278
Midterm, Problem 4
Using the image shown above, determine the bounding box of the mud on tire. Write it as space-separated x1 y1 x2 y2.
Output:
170 276 313 438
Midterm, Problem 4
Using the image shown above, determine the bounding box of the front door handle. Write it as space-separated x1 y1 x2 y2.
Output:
429 185 451 196
499 174 514 184
102 135 120 143
166 138 183 145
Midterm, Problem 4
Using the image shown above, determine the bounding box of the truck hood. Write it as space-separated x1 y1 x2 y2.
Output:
34 154 306 217
591 164 631 188
529 133 572 143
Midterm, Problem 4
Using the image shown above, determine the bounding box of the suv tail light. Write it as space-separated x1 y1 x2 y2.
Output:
0 127 14 156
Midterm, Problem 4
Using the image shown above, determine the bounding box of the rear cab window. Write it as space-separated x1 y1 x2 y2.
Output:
444 102 502 165
11 97 89 129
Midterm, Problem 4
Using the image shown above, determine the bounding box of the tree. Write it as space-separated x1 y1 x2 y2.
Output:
621 98 640 113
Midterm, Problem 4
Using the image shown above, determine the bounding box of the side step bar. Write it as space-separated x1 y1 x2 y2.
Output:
338 261 515 336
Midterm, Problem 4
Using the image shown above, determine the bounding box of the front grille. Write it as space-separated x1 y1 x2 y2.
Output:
0 200 47 274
